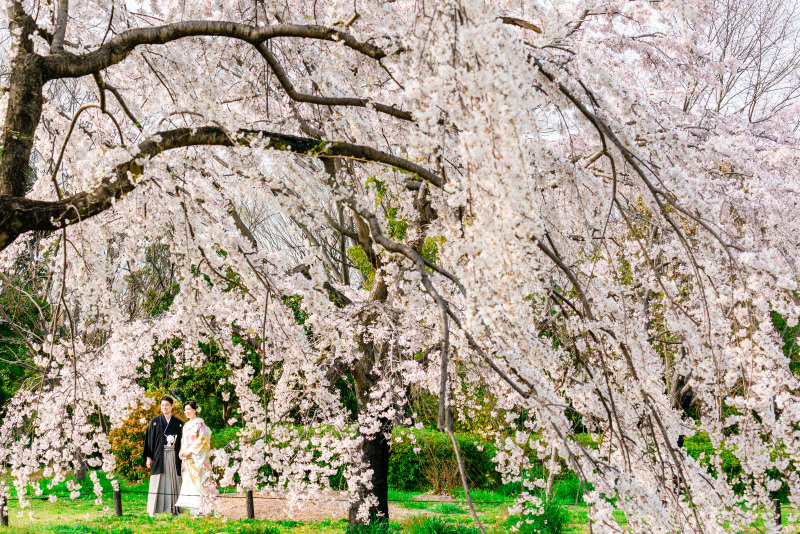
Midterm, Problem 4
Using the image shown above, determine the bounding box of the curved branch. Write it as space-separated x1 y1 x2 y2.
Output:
103 84 142 129
341 200 463 293
254 42 412 121
532 234 595 321
41 21 388 79
0 126 441 251
49 103 101 200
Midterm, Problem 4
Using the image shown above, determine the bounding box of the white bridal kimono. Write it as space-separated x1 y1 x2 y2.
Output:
174 417 217 516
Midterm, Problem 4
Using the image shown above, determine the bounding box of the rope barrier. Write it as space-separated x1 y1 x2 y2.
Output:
3 487 516 504
0 489 784 529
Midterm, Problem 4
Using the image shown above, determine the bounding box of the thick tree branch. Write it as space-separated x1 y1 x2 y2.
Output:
40 21 388 79
532 234 595 321
0 126 441 251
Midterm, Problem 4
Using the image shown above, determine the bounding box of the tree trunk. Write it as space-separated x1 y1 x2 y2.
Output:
544 445 557 501
348 417 392 526
73 449 87 482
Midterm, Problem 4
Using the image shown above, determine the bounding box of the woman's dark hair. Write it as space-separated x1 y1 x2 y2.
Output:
160 396 174 405
184 400 199 411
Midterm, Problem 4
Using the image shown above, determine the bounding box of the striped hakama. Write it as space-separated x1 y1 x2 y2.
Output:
147 444 182 516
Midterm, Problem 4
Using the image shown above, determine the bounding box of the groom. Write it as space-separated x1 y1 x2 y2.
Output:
142 396 184 516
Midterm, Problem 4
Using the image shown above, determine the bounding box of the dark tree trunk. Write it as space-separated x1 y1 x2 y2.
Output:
0 4 44 198
73 450 87 482
348 417 392 526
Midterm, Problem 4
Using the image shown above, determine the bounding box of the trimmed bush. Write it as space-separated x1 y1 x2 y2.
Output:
388 428 499 492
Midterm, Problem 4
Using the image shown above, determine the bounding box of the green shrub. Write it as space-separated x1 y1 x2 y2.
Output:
20 470 117 499
274 520 304 528
388 489 417 502
684 433 743 479
212 426 242 449
684 432 794 502
388 428 499 491
683 433 745 496
506 498 571 534
552 475 585 505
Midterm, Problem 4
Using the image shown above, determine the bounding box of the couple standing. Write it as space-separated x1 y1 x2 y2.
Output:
142 396 216 517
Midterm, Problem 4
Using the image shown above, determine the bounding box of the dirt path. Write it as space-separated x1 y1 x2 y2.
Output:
216 491 436 521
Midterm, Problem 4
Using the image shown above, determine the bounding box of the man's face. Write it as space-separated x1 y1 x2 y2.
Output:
161 400 173 417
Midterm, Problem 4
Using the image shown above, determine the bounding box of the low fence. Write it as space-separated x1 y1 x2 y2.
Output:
0 488 525 526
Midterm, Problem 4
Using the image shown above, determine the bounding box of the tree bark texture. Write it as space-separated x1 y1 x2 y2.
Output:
348 416 392 526
0 5 44 197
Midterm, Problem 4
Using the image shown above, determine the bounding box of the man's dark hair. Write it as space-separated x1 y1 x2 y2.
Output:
160 396 174 405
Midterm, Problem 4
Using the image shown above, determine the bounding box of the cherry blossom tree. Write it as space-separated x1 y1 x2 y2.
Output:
683 0 800 123
1 0 799 531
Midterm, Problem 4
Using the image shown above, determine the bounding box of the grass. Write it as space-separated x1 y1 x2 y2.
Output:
346 521 401 534
454 476 584 506
1 471 798 533
388 490 418 503
399 516 479 534
505 498 571 534
431 504 464 515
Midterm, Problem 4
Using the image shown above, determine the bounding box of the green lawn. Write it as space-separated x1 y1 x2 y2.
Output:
0 483 573 534
1 472 797 534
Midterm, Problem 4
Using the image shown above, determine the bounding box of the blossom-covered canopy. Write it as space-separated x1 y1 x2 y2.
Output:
0 0 799 531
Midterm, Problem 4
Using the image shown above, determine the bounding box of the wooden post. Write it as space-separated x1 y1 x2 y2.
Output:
1 495 8 527
246 490 255 519
113 489 123 517
774 499 781 527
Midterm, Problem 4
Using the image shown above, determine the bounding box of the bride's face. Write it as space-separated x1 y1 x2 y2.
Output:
184 405 197 419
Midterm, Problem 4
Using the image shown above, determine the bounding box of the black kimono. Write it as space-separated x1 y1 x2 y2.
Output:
142 414 184 474
142 414 184 515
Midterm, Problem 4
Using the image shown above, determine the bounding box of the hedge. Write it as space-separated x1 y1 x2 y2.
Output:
388 428 500 491
683 432 790 502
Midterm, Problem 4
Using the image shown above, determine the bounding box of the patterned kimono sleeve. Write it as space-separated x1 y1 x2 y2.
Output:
183 420 210 458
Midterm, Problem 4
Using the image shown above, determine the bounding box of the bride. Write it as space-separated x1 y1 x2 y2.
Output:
174 401 217 516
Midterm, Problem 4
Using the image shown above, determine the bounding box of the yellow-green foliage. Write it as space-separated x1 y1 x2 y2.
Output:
348 237 443 292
